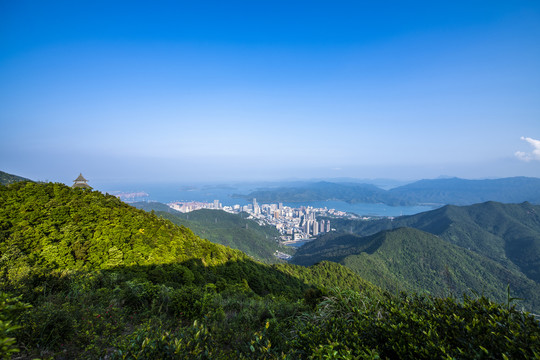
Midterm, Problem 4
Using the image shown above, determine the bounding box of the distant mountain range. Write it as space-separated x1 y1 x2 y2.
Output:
239 177 540 206
237 181 402 205
292 201 540 312
387 177 540 205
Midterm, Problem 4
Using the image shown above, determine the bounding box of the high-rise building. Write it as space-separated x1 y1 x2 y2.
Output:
326 220 331 232
213 200 220 209
319 220 325 233
304 220 311 235
253 198 260 215
312 220 319 236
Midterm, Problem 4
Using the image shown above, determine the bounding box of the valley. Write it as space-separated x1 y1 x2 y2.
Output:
0 173 539 358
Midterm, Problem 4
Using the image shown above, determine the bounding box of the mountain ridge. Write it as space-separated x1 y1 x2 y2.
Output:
0 170 32 185
239 177 540 206
319 201 540 283
292 226 540 312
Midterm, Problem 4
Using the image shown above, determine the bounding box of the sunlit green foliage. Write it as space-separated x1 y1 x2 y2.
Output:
0 182 245 276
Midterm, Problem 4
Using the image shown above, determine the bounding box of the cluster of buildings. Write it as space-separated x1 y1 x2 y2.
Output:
248 199 335 243
169 199 225 213
167 198 353 243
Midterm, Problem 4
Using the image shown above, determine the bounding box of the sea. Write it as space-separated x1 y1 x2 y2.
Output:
93 181 437 217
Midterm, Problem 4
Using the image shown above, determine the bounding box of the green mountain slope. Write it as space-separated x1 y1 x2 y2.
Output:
1 181 538 358
0 170 32 185
292 227 540 312
0 182 246 275
131 202 291 263
0 182 372 294
159 209 292 263
326 201 540 282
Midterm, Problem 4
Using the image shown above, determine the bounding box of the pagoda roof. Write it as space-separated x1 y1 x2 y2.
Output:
74 173 88 182
72 182 92 189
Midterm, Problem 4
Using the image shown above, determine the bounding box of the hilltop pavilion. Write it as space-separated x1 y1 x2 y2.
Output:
72 173 92 189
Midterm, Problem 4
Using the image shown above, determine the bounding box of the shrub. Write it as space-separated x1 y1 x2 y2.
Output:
0 292 31 359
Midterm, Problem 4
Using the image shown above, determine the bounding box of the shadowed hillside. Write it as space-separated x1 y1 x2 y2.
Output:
292 227 540 312
323 201 540 282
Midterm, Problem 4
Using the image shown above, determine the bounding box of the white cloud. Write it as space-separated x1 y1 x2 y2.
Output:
515 136 540 162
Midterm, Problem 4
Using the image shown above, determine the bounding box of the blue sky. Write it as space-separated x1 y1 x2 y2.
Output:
1 1 539 184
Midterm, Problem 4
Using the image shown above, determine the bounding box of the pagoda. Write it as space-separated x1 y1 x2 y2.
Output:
72 173 92 189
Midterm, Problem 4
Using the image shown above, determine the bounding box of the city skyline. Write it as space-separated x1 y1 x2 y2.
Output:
1 1 539 184
167 197 339 243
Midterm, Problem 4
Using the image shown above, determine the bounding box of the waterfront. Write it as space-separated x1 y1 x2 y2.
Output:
282 200 436 217
95 181 437 217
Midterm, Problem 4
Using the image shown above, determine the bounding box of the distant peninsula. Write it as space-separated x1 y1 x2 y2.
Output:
237 177 540 206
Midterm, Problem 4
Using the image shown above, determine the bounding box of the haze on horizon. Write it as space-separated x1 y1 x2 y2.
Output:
1 1 539 185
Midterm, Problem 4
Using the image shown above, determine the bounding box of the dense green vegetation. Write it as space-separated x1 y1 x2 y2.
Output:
239 177 540 206
132 202 291 263
1 181 539 358
0 182 371 357
293 227 540 312
0 182 247 274
320 201 540 282
295 201 540 314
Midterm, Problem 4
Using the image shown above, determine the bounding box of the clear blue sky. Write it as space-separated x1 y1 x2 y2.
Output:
1 1 539 184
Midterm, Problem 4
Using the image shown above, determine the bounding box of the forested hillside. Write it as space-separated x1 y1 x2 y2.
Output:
0 182 246 272
321 201 540 282
292 227 540 312
1 181 539 358
132 202 291 263
0 170 32 185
